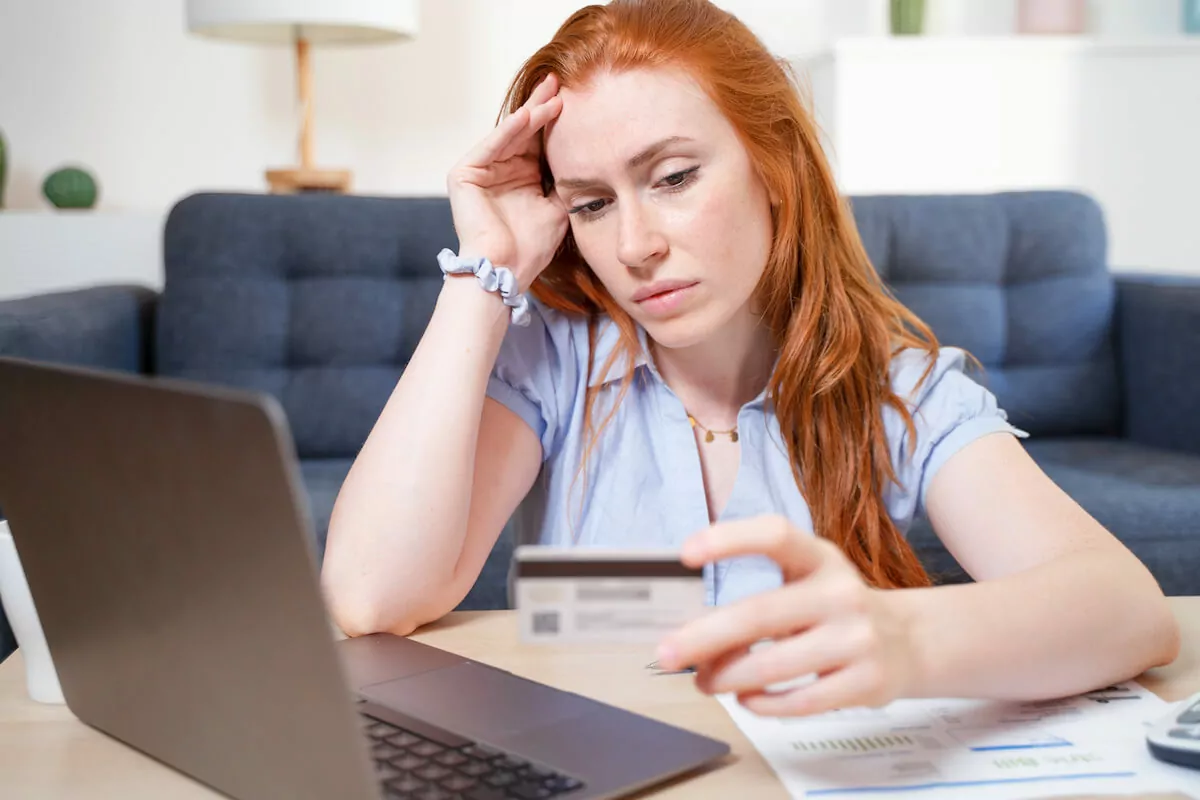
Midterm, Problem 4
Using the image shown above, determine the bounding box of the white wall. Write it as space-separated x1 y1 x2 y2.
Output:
815 36 1200 276
0 0 834 214
0 0 1196 300
0 0 571 211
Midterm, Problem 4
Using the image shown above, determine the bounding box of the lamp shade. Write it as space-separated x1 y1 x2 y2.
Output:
185 0 418 45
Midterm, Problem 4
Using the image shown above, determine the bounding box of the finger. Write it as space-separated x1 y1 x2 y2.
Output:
657 570 856 670
681 515 829 581
523 72 560 109
699 621 863 695
737 662 890 717
693 644 750 692
485 73 560 165
496 94 563 164
455 153 540 189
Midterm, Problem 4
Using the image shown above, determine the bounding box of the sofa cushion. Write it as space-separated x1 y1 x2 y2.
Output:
905 436 1200 595
298 459 354 558
155 193 454 460
851 191 1119 438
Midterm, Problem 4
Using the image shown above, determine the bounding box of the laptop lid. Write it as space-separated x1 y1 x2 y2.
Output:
0 356 380 800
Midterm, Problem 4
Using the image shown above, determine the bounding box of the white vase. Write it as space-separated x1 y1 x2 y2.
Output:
0 521 65 704
1017 0 1087 33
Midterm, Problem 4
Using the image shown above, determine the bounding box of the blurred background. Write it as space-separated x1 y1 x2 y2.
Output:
0 0 1197 298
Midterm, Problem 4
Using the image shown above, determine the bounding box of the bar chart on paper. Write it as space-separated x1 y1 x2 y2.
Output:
717 682 1200 799
789 733 917 754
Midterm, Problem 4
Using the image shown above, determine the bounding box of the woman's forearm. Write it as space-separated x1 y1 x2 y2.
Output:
321 277 510 635
888 546 1181 701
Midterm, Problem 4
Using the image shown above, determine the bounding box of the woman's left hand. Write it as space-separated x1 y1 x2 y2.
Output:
655 515 921 717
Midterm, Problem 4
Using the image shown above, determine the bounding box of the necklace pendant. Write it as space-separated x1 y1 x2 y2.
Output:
730 430 739 443
705 430 714 443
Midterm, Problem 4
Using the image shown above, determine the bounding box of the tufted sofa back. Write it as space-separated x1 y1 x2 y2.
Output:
850 191 1119 437
156 193 454 459
155 190 1119 458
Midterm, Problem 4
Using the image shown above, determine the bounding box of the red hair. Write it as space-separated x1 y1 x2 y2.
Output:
501 0 938 590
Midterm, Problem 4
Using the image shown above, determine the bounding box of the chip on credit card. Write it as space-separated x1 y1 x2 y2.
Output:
513 546 707 644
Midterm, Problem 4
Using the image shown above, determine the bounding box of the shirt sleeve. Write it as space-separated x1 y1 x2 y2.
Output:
484 298 579 460
884 347 1029 525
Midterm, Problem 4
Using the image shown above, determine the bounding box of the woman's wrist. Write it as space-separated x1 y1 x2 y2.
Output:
436 273 512 327
876 587 937 700
437 248 531 327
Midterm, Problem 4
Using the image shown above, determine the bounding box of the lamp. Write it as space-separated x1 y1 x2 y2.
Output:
186 0 418 194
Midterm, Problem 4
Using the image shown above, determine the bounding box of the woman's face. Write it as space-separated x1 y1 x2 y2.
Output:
543 67 775 350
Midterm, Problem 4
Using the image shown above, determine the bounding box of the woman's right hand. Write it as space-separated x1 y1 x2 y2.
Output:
447 73 569 290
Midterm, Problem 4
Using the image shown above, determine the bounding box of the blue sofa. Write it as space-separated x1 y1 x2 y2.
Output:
2 190 1198 662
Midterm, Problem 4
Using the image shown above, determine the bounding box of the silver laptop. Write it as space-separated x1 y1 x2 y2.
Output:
0 356 730 800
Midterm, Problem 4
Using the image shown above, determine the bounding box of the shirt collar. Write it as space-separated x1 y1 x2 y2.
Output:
586 316 654 388
585 316 774 412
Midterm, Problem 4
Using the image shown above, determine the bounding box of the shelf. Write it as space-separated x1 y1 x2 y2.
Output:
798 34 1200 63
0 210 164 301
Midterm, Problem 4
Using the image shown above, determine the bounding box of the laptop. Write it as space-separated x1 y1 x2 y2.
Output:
0 356 730 800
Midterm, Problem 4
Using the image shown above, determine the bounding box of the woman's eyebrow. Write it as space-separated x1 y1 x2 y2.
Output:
554 135 694 190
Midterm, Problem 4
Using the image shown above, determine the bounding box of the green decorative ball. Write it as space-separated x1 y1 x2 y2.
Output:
43 166 99 209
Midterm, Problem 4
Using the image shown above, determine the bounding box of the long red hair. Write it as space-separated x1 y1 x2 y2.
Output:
501 0 938 590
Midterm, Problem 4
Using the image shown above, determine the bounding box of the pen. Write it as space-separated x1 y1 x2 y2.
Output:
645 660 696 674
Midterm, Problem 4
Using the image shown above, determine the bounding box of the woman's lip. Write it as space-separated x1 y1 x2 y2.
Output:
635 282 698 316
633 281 699 303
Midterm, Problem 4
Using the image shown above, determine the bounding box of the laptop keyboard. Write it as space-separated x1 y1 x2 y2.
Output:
362 710 586 800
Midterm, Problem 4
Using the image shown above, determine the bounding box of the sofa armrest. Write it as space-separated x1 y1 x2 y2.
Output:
1116 273 1200 456
0 285 157 662
0 285 158 374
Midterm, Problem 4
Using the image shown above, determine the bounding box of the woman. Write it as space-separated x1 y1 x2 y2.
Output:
322 0 1179 717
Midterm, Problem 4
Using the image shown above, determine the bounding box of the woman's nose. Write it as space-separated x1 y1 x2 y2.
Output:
616 203 668 269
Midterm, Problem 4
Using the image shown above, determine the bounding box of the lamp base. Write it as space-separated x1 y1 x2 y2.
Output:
265 167 352 194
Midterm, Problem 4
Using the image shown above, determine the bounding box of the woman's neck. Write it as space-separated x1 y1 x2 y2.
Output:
650 309 776 429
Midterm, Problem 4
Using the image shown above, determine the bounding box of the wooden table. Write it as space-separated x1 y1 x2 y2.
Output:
2 598 1198 799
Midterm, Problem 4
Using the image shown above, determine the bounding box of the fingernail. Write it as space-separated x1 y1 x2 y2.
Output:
656 644 677 669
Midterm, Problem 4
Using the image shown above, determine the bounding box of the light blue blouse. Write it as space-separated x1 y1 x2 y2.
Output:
486 299 1027 607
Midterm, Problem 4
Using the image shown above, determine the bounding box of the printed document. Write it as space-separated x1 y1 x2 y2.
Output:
717 681 1200 798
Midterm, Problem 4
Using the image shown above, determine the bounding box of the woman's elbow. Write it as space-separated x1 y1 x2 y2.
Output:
1124 559 1182 671
324 593 423 638
1146 597 1182 670
320 573 450 639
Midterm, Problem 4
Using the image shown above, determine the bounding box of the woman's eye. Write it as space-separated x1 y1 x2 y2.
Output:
659 165 699 189
570 199 607 216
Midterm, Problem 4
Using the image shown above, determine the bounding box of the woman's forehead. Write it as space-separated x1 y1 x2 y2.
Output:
544 67 726 176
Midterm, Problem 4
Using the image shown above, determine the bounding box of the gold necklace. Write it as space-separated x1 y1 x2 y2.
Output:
687 413 738 443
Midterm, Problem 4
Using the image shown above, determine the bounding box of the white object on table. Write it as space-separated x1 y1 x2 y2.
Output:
0 519 64 704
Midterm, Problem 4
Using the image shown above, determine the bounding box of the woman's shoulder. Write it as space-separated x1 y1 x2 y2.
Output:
495 296 604 374
485 297 618 458
885 344 1021 432
882 344 1027 512
887 345 975 405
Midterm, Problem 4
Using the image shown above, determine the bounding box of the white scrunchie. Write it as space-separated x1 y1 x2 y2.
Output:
436 248 531 327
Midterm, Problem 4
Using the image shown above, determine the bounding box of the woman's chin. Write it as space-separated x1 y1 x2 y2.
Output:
638 310 719 351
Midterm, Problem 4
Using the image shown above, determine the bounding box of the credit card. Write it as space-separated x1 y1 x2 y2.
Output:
513 546 707 644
